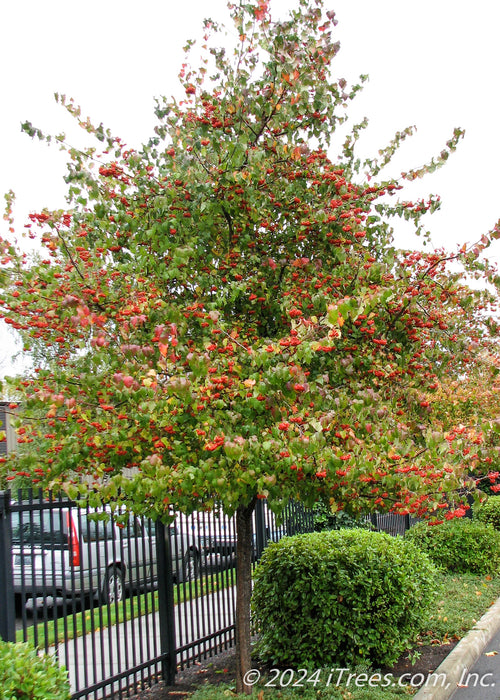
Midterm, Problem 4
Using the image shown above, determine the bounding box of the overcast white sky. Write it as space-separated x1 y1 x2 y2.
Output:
1 0 499 379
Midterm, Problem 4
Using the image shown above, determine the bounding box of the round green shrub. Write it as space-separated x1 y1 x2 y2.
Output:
251 529 438 668
405 518 500 574
476 496 500 531
0 640 71 700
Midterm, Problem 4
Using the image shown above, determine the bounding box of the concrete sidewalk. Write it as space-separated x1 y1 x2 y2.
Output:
53 584 237 698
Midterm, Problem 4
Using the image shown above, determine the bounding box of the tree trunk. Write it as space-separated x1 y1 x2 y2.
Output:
235 499 256 695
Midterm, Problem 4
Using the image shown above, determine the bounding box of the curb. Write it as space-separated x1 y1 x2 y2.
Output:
413 595 500 700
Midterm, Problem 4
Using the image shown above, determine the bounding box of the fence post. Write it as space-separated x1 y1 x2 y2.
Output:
0 490 16 642
254 498 267 561
155 520 177 685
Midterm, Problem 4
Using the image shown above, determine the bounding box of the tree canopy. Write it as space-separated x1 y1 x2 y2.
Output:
1 1 500 690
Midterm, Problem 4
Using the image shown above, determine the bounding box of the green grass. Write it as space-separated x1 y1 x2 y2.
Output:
189 679 414 699
187 572 500 700
422 572 500 643
17 568 234 648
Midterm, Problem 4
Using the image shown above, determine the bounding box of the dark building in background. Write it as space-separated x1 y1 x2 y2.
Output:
0 402 16 456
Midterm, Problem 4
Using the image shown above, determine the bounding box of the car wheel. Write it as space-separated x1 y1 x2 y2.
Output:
101 566 124 604
179 550 199 583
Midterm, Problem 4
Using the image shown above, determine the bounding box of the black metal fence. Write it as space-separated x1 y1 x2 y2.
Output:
0 490 417 699
365 511 418 536
0 490 314 699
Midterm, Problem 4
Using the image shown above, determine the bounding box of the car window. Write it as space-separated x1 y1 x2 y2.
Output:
80 513 145 541
127 516 143 538
11 510 67 549
147 520 157 537
81 515 115 543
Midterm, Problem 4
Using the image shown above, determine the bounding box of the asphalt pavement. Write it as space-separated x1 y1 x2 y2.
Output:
414 597 500 700
448 625 500 700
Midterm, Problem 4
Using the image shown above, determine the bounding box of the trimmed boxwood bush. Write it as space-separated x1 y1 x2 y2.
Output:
0 640 71 700
476 496 500 531
405 518 500 574
251 529 438 668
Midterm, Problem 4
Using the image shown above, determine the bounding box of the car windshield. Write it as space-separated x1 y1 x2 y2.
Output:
11 510 68 549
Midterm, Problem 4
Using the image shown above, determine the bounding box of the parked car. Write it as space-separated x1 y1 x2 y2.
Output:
11 502 288 609
168 510 237 580
11 505 210 609
172 510 286 568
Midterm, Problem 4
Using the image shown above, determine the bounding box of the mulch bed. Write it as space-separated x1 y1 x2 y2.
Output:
128 639 459 699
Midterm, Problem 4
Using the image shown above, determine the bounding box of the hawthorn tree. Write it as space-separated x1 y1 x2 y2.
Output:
2 0 500 692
